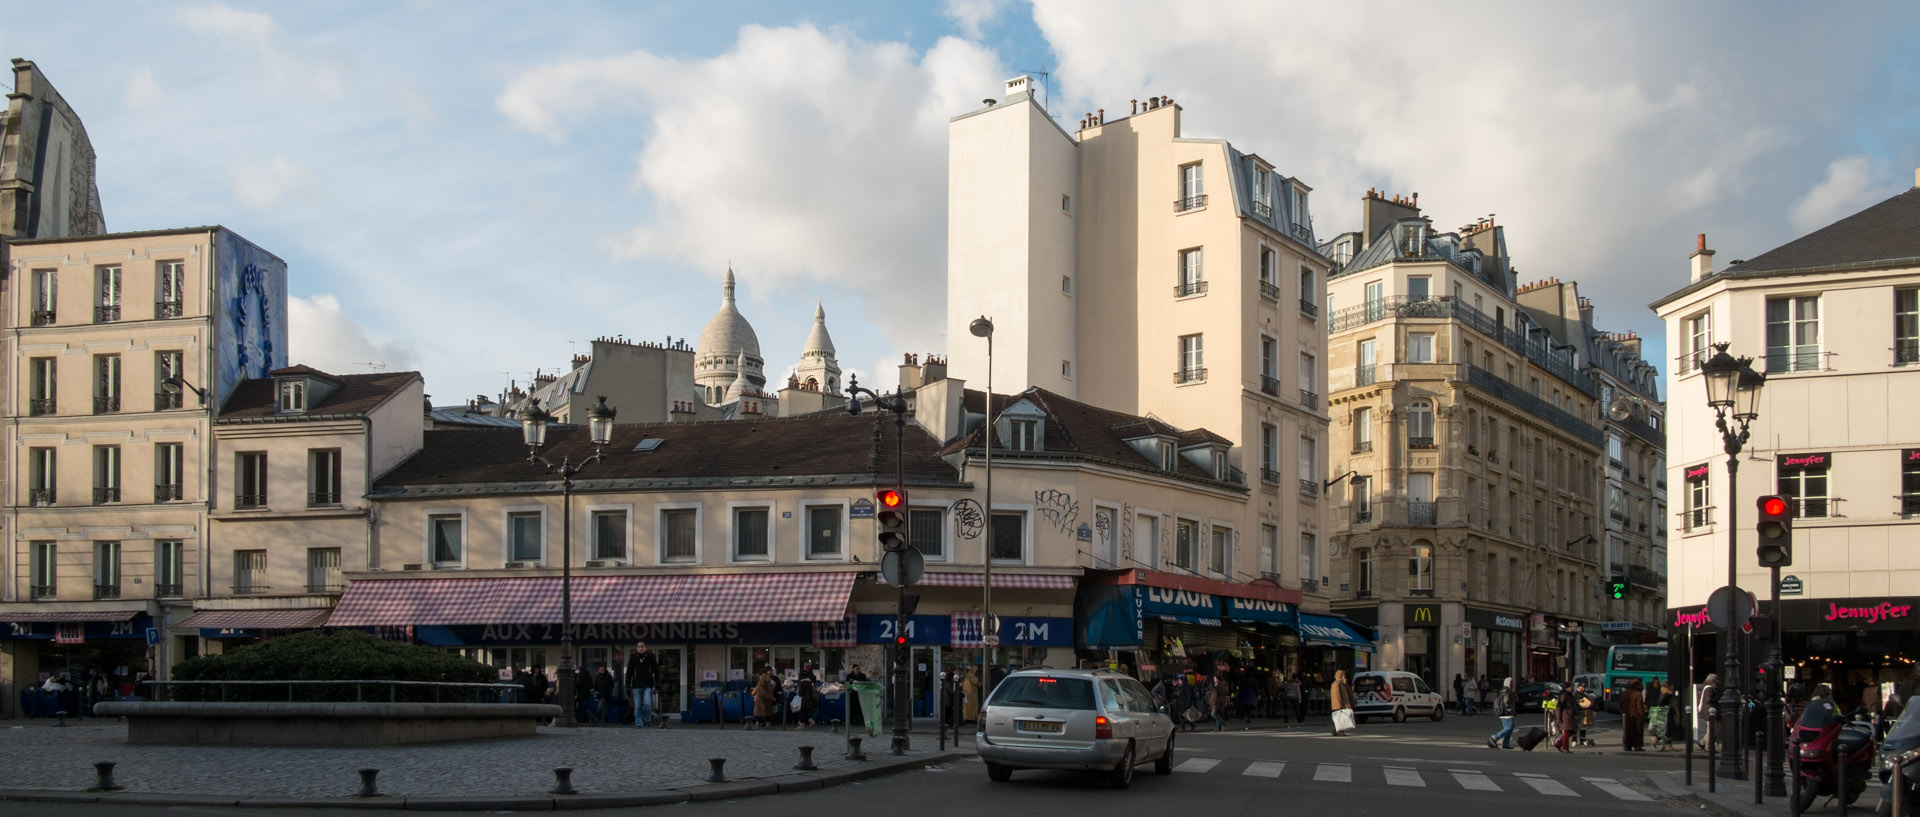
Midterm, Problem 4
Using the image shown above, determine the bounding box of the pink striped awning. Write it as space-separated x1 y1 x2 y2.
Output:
176 609 332 630
327 573 856 627
877 571 1076 590
0 610 142 623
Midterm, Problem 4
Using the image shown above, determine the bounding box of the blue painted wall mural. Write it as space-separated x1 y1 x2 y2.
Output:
210 230 288 406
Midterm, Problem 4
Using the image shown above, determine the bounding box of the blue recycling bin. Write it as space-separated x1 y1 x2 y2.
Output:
816 689 846 723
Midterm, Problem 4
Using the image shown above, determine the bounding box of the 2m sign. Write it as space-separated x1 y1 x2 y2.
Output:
1009 621 1052 643
876 618 919 642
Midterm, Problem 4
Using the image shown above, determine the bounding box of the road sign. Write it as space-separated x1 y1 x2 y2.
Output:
1706 585 1757 630
982 635 1000 647
1784 665 1797 680
1780 575 1804 596
145 627 159 646
880 548 924 587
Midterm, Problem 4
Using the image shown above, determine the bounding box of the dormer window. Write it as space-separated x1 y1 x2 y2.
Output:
1010 419 1039 452
1159 441 1175 470
1211 450 1226 480
279 380 306 412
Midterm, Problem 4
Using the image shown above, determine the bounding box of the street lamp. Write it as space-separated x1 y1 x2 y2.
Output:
522 395 617 728
1699 343 1765 782
968 316 997 696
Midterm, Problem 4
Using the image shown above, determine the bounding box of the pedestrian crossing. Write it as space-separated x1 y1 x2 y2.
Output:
1170 757 1653 800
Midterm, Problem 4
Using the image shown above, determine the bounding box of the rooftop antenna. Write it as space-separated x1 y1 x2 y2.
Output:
1019 68 1052 114
355 361 385 372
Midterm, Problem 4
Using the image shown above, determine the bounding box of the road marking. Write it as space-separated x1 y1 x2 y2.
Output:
1451 771 1503 791
1583 777 1653 801
1174 758 1221 773
1384 767 1425 787
1242 761 1285 777
1314 763 1352 783
1518 776 1580 796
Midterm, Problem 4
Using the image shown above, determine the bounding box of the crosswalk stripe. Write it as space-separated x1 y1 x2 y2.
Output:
1518 776 1580 797
1583 777 1652 801
1313 763 1352 783
1242 761 1285 777
1450 771 1503 791
1174 758 1221 774
1384 767 1425 787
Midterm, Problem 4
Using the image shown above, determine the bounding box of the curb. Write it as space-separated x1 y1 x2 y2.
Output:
1648 770 1788 817
0 751 972 811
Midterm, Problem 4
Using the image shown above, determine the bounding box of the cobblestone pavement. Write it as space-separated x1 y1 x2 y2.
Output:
0 720 956 798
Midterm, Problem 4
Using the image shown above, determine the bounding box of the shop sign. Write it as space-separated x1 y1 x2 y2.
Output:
1223 596 1292 624
1403 604 1441 627
1601 621 1633 632
1076 523 1093 542
1907 449 1920 463
1822 600 1912 625
1465 607 1526 632
951 613 1071 646
1136 586 1223 620
1 615 152 642
1778 453 1830 470
1673 607 1709 629
1779 575 1803 596
1685 464 1711 480
410 621 814 646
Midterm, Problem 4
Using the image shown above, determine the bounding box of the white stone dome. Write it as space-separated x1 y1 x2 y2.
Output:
803 302 835 357
696 269 763 363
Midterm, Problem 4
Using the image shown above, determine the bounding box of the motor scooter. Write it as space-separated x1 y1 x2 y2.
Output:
1878 702 1920 816
1797 699 1877 811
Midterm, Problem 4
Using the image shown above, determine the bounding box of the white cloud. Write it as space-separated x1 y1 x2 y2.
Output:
289 294 417 375
231 156 317 209
177 2 346 98
178 2 278 41
942 0 1007 38
122 66 165 109
1790 155 1900 232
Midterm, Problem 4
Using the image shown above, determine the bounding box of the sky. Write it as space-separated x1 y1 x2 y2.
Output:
5 1 1917 407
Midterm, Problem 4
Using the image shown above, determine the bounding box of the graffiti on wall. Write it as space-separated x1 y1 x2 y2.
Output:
1034 489 1079 533
211 230 288 405
950 498 983 541
1119 503 1134 564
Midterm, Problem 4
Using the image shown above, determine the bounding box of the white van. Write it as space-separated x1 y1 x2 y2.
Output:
1351 671 1445 723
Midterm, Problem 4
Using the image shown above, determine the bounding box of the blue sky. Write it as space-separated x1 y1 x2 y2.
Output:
5 1 1917 406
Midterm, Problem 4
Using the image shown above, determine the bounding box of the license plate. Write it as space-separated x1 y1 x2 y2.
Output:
1018 719 1062 733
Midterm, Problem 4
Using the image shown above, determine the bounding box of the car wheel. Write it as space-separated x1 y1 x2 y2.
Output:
1430 704 1445 722
1155 732 1176 775
1107 743 1135 789
1393 706 1407 724
986 762 1013 782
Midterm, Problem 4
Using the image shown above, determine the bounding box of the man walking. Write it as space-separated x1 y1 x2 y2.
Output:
624 641 662 728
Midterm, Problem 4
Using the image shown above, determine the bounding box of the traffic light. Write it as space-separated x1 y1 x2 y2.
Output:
877 487 909 551
1608 578 1628 600
1756 494 1793 567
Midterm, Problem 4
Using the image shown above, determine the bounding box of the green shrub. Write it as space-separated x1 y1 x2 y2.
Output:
170 629 494 702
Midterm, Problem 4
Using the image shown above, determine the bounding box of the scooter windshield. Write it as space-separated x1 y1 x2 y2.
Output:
1886 701 1920 754
1799 700 1841 730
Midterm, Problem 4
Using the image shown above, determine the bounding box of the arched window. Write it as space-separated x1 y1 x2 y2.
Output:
1408 540 1433 591
1407 400 1434 449
1353 407 1373 453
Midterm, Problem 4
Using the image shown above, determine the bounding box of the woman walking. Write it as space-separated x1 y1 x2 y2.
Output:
1487 677 1517 749
1210 671 1232 732
1552 683 1580 752
1621 678 1648 751
1330 670 1356 736
751 667 778 730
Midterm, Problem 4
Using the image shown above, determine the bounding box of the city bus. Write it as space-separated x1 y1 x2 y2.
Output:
1602 644 1668 713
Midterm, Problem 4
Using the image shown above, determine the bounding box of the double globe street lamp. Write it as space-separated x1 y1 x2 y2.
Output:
521 395 618 728
1698 343 1766 783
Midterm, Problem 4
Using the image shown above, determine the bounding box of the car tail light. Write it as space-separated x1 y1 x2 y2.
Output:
1095 716 1112 739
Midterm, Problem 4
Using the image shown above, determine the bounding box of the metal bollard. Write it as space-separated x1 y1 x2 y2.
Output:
550 767 577 795
794 745 818 771
891 734 908 756
1894 754 1907 817
355 768 382 798
1756 730 1766 804
706 758 727 783
89 762 122 792
1837 744 1848 817
1708 709 1718 794
1686 705 1695 786
847 737 867 761
55 710 68 727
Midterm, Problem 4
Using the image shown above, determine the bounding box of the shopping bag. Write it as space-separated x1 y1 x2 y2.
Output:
1332 708 1356 733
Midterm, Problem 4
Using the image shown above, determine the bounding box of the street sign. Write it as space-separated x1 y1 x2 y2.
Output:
982 635 1000 647
145 627 159 646
880 548 924 587
1779 575 1804 596
1706 585 1756 630
1784 665 1797 680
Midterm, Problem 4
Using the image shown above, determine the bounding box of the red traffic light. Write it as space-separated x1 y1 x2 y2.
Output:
878 489 903 508
1762 496 1787 517
895 635 907 645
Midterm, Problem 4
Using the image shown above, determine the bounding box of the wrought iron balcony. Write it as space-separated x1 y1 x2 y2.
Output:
30 310 55 326
155 391 183 410
307 580 346 594
309 491 342 506
156 300 184 319
1408 500 1437 525
29 489 55 506
1681 506 1715 532
155 483 183 502
232 582 271 596
1174 194 1208 213
92 487 120 504
1260 375 1279 396
95 305 121 323
155 583 183 598
1299 577 1319 592
1261 467 1280 485
1260 280 1280 301
94 395 120 414
1899 339 1920 366
1354 509 1373 523
1174 367 1207 384
1291 223 1312 241
30 584 56 600
1174 280 1209 297
93 584 120 600
29 398 55 416
1352 441 1373 454
1354 365 1376 386
1253 200 1272 219
236 493 267 509
1765 349 1821 374
1299 299 1318 319
1408 436 1436 450
1299 389 1318 410
1299 479 1319 497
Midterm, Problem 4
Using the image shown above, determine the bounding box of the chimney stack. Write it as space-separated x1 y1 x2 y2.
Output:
1690 233 1716 283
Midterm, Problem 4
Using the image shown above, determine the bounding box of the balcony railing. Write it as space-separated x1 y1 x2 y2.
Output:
29 489 55 506
1299 389 1318 409
1354 588 1372 599
309 491 342 506
1299 577 1319 592
155 391 183 410
155 483 183 502
1253 200 1272 219
1354 364 1376 386
1354 509 1373 523
1174 280 1209 297
1787 497 1833 519
30 584 56 600
1765 348 1822 374
30 310 55 326
1681 506 1715 532
94 395 120 414
232 582 270 596
1329 295 1599 397
307 580 346 594
93 584 120 600
1291 223 1311 242
155 583 183 598
236 493 267 509
95 305 121 323
1299 299 1318 319
92 487 120 504
1298 479 1319 497
1259 280 1280 301
1408 500 1436 525
29 398 55 416
1464 365 1603 445
1174 194 1208 212
1408 436 1436 450
1352 441 1373 454
1627 565 1660 589
1260 375 1280 396
156 300 184 319
1898 339 1920 366
1174 367 1207 384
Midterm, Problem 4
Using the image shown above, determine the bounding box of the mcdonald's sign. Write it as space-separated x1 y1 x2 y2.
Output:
1403 604 1441 627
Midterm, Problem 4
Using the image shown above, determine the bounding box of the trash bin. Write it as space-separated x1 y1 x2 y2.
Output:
848 681 884 737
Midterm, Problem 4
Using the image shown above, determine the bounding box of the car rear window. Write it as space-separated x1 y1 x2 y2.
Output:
1354 676 1387 697
989 676 1097 710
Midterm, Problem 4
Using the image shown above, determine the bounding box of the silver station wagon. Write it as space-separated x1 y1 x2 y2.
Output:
976 668 1175 789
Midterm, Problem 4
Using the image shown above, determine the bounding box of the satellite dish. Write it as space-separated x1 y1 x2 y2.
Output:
1607 396 1634 422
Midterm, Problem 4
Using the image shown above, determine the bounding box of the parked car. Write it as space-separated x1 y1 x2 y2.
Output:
1516 682 1562 713
1351 670 1445 723
976 668 1175 789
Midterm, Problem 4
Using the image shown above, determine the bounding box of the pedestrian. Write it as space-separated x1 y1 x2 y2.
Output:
1478 674 1491 711
752 667 778 729
1552 682 1588 752
1621 678 1648 751
795 663 819 728
624 641 662 728
1453 674 1469 716
1172 677 1199 732
1647 680 1672 751
1330 670 1356 736
963 665 982 723
1263 670 1281 719
1210 671 1231 731
1574 680 1596 746
1238 673 1259 723
1487 677 1517 749
1695 673 1721 750
593 666 616 724
1291 675 1307 723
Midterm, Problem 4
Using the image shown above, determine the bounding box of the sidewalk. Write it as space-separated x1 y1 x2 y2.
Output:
1648 768 1881 817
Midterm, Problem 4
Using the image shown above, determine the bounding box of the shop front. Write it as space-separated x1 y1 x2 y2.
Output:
1465 605 1526 684
1074 569 1311 684
1669 594 1920 712
1 608 157 715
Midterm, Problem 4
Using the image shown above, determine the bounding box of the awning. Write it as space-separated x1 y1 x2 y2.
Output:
1295 613 1376 653
0 609 142 623
877 571 1075 590
175 609 332 630
327 573 856 627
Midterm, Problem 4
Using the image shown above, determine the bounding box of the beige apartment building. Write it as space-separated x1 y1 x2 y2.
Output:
946 78 1334 620
1654 173 1920 691
0 226 287 702
1321 193 1607 685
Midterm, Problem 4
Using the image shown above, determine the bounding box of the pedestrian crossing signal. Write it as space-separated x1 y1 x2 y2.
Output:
1607 578 1627 600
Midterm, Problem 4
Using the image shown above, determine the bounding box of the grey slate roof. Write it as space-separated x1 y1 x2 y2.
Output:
1654 185 1920 308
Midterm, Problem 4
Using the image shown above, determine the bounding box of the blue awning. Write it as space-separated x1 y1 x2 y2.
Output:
1295 613 1376 653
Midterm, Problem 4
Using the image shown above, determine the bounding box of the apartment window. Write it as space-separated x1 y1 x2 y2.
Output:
28 447 55 506
1299 266 1316 312
732 506 769 560
308 547 342 592
1260 336 1278 395
1685 467 1712 530
157 260 185 318
1608 433 1624 465
429 514 464 563
1902 449 1920 516
1177 334 1204 383
1409 543 1433 591
1298 532 1317 588
1009 418 1038 451
1253 167 1271 212
1896 288 1918 365
1778 453 1831 519
92 445 120 504
910 508 944 559
1209 525 1230 575
1298 436 1318 490
1356 548 1373 596
593 510 628 560
234 550 267 595
1290 186 1309 229
31 541 57 599
94 541 121 600
1685 311 1712 372
1157 440 1176 471
1299 352 1316 407
1766 295 1821 373
1062 275 1072 295
156 540 184 598
31 269 56 324
236 452 267 508
990 511 1024 562
29 357 55 415
1353 407 1373 453
1176 248 1205 296
1408 333 1434 363
1260 424 1278 482
1173 519 1196 570
95 265 122 322
155 443 184 502
1407 400 1435 449
1407 276 1431 302
1178 162 1204 210
1353 475 1373 522
1365 280 1384 321
280 381 306 412
807 505 842 558
1356 338 1377 385
507 511 544 562
154 351 184 409
662 508 698 562
1529 377 1540 397
309 449 342 505
93 354 120 414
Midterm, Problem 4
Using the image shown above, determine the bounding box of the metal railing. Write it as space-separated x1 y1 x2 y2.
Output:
92 487 120 504
1765 349 1821 374
1353 441 1373 454
94 305 121 323
1261 468 1280 485
1291 223 1311 241
155 583 183 598
29 489 55 506
29 398 55 416
307 581 346 594
147 679 529 704
1786 497 1833 519
1260 280 1281 301
155 391 183 410
1464 365 1604 445
232 582 271 596
1174 367 1207 384
1299 299 1318 318
1408 436 1436 450
1299 479 1319 497
1681 506 1715 532
1628 565 1660 588
1174 194 1208 212
1355 509 1373 523
309 491 342 506
1904 494 1920 518
93 584 120 600
156 300 184 319
1899 339 1920 365
30 584 56 600
236 492 267 509
1253 200 1272 219
1260 375 1280 396
1299 577 1319 591
94 395 120 414
31 310 55 326
1174 280 1209 297
1354 364 1376 386
1329 296 1599 396
155 483 183 502
1300 389 1318 409
1409 501 1436 525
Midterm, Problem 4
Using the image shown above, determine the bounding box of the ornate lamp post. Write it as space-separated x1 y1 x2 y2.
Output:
968 316 998 691
521 395 617 728
1700 343 1764 780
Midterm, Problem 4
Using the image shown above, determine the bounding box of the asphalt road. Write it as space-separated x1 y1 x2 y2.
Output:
3 712 1711 816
